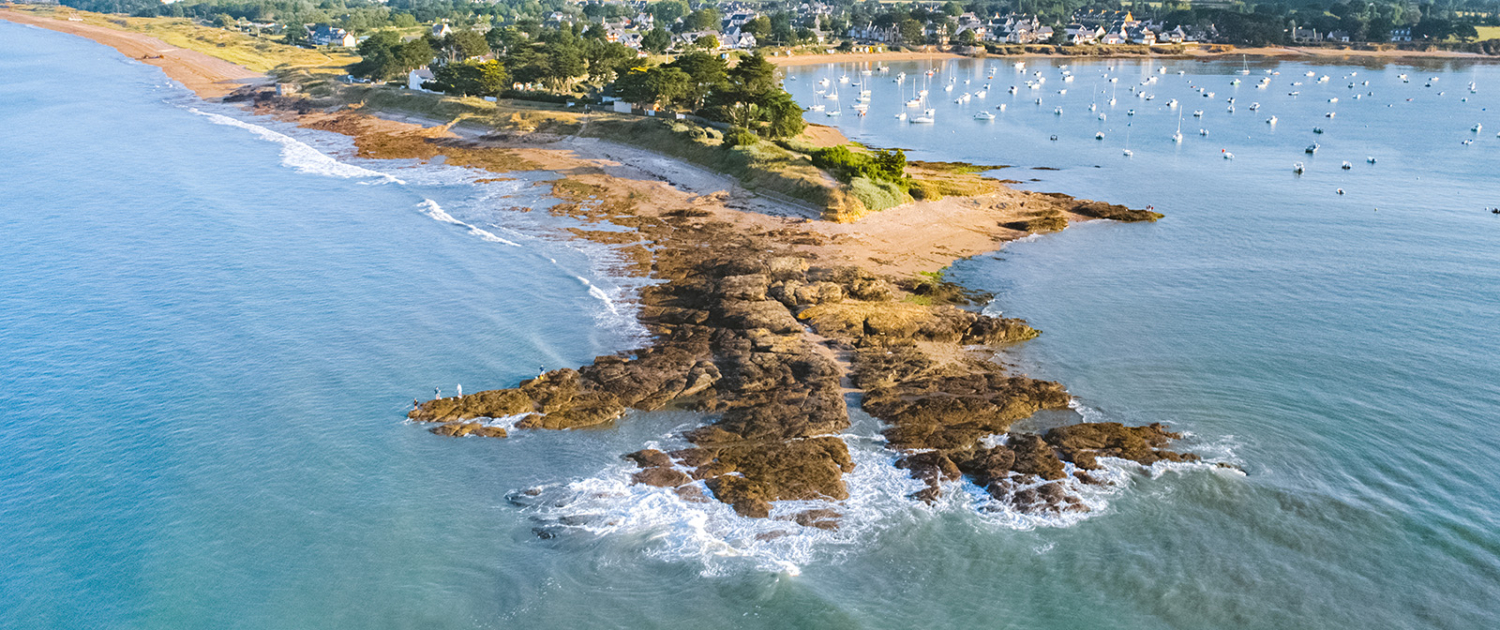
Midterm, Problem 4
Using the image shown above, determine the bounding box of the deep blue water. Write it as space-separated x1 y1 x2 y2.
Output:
4 20 1500 629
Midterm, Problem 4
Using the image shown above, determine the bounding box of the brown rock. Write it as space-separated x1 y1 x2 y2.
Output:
1045 422 1198 467
791 508 842 530
633 467 692 487
1009 434 1067 481
718 274 770 301
429 422 508 438
716 300 803 333
674 484 713 503
624 449 673 468
409 389 532 423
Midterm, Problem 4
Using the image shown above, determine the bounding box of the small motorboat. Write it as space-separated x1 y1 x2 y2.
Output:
1341 161 1352 170
1367 156 1377 164
974 111 995 121
910 116 934 124
1096 132 1105 140
1314 127 1324 134
1293 162 1305 173
1305 143 1320 154
1222 150 1234 160
1267 116 1278 124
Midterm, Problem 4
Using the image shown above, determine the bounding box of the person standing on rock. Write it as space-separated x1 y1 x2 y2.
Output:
434 386 441 400
456 384 462 398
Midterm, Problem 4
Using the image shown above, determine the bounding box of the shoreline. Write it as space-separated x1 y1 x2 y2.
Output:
0 9 265 99
769 44 1496 67
24 11 1206 523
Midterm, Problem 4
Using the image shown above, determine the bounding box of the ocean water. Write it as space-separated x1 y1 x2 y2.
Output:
4 20 1499 629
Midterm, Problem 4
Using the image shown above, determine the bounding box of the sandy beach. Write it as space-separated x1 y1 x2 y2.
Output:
0 9 264 98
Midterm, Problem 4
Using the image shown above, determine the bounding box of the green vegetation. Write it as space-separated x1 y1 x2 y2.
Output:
811 145 906 184
349 30 432 81
425 60 508 97
580 116 847 214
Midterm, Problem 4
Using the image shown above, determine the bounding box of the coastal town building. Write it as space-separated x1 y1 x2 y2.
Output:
308 24 356 47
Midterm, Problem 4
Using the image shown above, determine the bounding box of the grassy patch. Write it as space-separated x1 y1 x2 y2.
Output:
30 7 355 74
581 116 854 216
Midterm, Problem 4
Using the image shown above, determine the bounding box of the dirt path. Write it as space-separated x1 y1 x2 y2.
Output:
0 10 265 99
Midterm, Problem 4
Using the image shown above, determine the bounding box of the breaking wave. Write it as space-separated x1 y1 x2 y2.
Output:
510 433 928 577
573 275 619 315
416 200 520 246
188 108 403 184
508 418 1240 575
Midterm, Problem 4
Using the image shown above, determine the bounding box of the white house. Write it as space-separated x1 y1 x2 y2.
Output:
408 68 435 91
431 23 452 38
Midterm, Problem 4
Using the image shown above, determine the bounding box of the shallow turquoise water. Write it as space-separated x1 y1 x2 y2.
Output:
4 22 1499 628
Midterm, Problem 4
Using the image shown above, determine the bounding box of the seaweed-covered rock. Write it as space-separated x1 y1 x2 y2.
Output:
430 422 509 438
624 449 673 468
1045 422 1200 467
1071 200 1163 222
633 467 692 487
409 389 532 423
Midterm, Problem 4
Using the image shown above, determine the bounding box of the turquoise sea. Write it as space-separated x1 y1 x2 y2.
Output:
4 21 1499 628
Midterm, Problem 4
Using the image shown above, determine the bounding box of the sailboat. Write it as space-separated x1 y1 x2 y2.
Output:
1123 122 1134 156
1239 55 1251 76
1172 109 1184 143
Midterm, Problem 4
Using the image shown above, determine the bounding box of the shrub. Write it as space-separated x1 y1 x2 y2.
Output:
811 145 907 184
848 176 909 212
724 126 757 148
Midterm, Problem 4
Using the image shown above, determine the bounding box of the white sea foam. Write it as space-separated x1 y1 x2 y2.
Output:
573 275 619 314
1068 399 1109 424
513 419 1239 573
188 108 403 184
513 433 927 576
416 200 520 246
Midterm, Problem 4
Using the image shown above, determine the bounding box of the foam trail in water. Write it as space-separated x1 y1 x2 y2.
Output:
416 200 520 246
188 108 403 184
574 275 619 314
